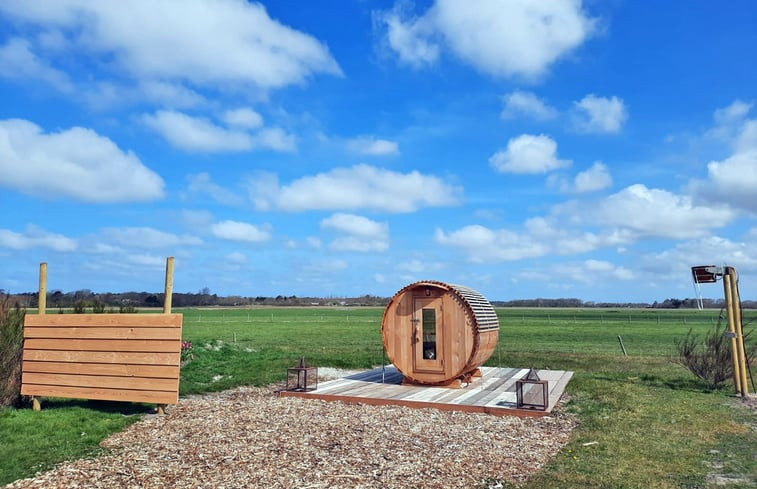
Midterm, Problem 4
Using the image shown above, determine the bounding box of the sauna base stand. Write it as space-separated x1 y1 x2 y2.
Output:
401 368 483 389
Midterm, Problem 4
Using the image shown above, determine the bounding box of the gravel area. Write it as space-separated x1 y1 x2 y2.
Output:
5 386 576 488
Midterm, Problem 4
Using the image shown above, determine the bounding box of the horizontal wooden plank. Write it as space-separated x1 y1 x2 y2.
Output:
23 349 179 366
23 361 179 378
23 372 179 391
24 314 182 328
24 338 180 353
24 327 182 340
20 384 178 405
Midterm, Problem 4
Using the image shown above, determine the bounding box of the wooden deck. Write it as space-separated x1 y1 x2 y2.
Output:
280 366 573 418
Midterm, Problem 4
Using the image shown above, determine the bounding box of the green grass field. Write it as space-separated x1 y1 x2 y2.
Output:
1 307 755 487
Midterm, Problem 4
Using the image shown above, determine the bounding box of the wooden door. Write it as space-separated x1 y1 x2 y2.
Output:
412 297 444 373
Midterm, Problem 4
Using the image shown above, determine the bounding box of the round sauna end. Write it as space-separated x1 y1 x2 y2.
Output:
381 280 500 386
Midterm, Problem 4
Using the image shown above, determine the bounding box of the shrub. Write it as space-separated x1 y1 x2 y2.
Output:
0 295 25 406
674 315 755 390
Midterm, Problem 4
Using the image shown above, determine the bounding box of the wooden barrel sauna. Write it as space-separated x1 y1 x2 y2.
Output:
381 280 500 386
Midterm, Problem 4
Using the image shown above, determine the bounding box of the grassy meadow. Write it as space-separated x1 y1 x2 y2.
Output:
1 307 755 487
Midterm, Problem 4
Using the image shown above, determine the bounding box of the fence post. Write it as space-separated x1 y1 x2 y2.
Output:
163 257 174 314
38 262 47 314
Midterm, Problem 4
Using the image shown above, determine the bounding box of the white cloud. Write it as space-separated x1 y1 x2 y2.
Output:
501 91 557 120
435 225 550 262
143 110 295 153
251 164 461 213
0 225 77 252
0 37 73 92
377 0 595 78
321 213 389 252
0 118 164 202
558 184 735 239
101 227 202 249
714 100 752 126
641 235 757 279
142 110 252 152
185 173 244 206
692 117 757 214
0 1 342 91
225 252 248 264
553 259 635 284
558 161 612 193
139 81 206 109
489 134 571 174
573 94 627 133
222 108 263 129
346 137 400 156
211 220 271 243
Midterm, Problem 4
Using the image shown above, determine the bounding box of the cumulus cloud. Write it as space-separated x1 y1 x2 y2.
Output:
554 161 612 193
222 108 264 129
185 173 244 206
0 118 164 202
489 134 571 174
435 225 550 262
692 111 757 214
376 0 595 78
558 184 734 239
142 110 253 152
553 259 635 283
0 1 342 92
321 213 389 252
142 110 295 153
573 94 628 133
501 91 557 120
640 235 757 279
0 37 74 92
211 220 271 243
0 225 77 252
250 164 461 213
346 137 400 156
100 227 202 249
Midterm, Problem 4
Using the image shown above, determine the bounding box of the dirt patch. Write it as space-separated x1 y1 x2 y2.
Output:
4 386 577 488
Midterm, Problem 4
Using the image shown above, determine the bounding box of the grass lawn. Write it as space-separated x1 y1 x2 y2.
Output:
0 307 754 487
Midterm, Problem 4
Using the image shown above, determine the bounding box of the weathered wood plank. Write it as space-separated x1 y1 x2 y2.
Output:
24 314 182 328
23 349 180 365
20 384 178 404
22 361 179 378
24 327 182 340
22 372 179 391
24 338 180 353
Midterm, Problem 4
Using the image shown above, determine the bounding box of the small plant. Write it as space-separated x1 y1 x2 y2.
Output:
674 319 732 389
73 300 86 314
119 304 137 313
90 301 105 314
181 341 194 363
0 294 25 406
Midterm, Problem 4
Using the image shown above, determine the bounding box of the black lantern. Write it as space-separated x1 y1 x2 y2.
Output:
286 357 318 392
516 368 548 411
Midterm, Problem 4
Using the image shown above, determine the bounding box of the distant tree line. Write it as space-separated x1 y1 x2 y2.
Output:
1 289 754 309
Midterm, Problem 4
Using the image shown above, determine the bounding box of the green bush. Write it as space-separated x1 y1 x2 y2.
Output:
0 295 25 406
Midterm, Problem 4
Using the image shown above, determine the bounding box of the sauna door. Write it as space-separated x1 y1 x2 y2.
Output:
412 297 444 373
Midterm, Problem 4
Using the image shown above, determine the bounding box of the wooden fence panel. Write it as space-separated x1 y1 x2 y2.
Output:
21 313 183 406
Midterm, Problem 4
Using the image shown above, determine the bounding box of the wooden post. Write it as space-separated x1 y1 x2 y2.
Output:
38 262 47 315
723 271 742 395
163 257 174 314
728 268 749 396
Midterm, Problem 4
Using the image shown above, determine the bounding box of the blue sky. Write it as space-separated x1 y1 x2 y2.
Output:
1 0 756 302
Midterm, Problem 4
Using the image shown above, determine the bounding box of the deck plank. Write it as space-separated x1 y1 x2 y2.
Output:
280 366 572 418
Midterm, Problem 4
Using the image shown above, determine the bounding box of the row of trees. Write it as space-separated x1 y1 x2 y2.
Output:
2 289 754 309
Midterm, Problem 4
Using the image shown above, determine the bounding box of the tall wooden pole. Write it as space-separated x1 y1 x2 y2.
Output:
728 268 749 396
163 257 174 314
722 272 741 394
38 262 47 315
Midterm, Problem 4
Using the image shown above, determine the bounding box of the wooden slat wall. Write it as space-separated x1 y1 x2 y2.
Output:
21 313 183 405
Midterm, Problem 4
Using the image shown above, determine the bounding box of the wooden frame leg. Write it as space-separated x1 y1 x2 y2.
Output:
32 397 41 411
157 404 166 415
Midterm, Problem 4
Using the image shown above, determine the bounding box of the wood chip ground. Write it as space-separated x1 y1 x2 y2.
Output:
5 386 576 488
